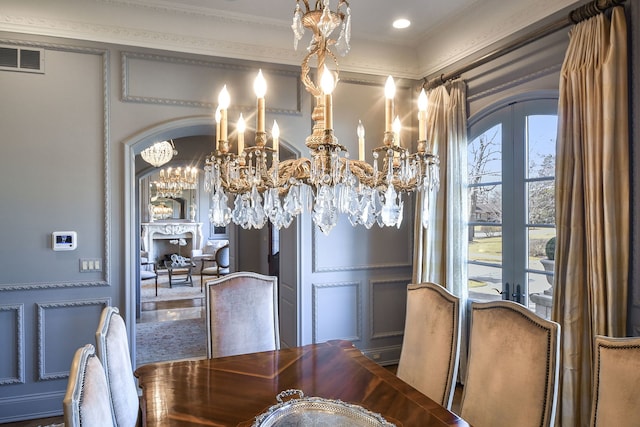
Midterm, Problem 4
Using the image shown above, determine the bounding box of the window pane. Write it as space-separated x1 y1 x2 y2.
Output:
527 115 557 179
527 228 555 269
468 263 503 301
528 271 554 319
469 184 502 223
527 180 555 224
468 225 502 265
468 124 502 184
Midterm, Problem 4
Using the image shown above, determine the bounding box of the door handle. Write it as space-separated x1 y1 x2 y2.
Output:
512 283 525 305
500 282 511 300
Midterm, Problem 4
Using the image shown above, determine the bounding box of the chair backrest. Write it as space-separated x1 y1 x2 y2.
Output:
95 306 140 427
590 335 640 427
396 282 461 409
63 344 115 427
215 243 230 272
205 271 279 358
201 239 229 256
460 300 560 427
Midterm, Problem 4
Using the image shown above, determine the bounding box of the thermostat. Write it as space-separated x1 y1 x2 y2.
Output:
52 231 77 251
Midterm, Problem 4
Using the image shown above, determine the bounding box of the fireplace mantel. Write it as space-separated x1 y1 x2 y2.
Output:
141 222 203 262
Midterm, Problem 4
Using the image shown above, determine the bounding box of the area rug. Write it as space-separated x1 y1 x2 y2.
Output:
140 273 204 303
136 317 207 366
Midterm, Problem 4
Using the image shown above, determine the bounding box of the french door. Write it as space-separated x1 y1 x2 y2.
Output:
467 97 557 317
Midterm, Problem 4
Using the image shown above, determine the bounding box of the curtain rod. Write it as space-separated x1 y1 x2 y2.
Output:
422 0 627 90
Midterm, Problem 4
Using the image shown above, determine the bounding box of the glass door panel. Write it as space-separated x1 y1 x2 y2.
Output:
467 99 557 314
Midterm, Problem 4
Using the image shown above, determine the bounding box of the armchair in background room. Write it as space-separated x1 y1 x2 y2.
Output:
200 243 230 290
140 251 156 286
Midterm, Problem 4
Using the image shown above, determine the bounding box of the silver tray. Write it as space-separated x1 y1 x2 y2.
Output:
253 389 396 427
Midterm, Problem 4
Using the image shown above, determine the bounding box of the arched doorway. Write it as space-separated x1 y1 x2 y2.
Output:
124 116 300 365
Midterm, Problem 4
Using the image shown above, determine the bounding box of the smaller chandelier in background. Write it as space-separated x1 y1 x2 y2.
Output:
153 166 198 199
141 140 177 167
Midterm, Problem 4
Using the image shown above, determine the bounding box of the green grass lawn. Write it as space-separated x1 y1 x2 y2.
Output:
469 228 556 264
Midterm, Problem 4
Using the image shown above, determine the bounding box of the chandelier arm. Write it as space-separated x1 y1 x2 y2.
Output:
301 50 322 97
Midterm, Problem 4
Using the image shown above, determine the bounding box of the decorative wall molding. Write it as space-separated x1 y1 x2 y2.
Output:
0 38 111 286
37 299 110 381
0 281 109 292
312 281 361 344
0 304 24 385
370 278 411 340
312 224 413 273
121 51 302 113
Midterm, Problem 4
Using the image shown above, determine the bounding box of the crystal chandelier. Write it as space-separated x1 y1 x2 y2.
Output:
141 140 177 168
153 166 198 199
204 0 439 235
151 203 173 220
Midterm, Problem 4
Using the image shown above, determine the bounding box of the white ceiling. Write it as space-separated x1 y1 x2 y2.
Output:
1 0 589 79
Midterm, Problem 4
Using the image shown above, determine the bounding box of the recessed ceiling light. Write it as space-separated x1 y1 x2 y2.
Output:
393 18 411 29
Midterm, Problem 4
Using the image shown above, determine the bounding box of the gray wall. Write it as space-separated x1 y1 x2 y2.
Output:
1 2 637 422
0 33 414 421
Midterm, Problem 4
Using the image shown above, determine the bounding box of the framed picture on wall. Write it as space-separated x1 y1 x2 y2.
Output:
211 225 227 238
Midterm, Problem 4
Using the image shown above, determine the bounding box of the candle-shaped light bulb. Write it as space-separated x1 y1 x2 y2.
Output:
320 65 335 131
357 120 365 161
272 120 280 161
418 88 428 142
254 70 267 133
237 113 245 154
218 85 230 142
384 76 396 133
393 116 401 146
214 107 221 150
218 85 230 109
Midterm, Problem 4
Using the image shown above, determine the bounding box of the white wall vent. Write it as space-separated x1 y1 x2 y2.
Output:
0 46 44 73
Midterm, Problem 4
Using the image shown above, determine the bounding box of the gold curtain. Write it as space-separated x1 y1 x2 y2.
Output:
413 80 469 377
553 7 629 426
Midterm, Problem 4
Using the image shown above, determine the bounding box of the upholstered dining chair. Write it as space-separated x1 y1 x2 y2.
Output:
396 282 461 409
200 243 230 291
95 306 141 427
590 335 640 427
63 344 115 427
459 300 560 427
205 271 279 358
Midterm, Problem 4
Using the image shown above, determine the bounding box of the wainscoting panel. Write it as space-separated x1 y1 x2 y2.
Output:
122 51 301 113
370 278 410 340
0 304 24 385
312 281 361 343
36 299 110 381
313 217 413 272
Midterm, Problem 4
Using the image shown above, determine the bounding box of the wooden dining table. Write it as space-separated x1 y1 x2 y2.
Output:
134 339 470 426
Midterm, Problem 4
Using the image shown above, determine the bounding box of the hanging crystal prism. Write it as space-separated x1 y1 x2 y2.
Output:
291 2 304 50
283 184 304 217
209 185 231 227
313 184 338 235
379 185 403 228
232 193 251 229
318 0 337 38
334 7 351 56
248 186 267 229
